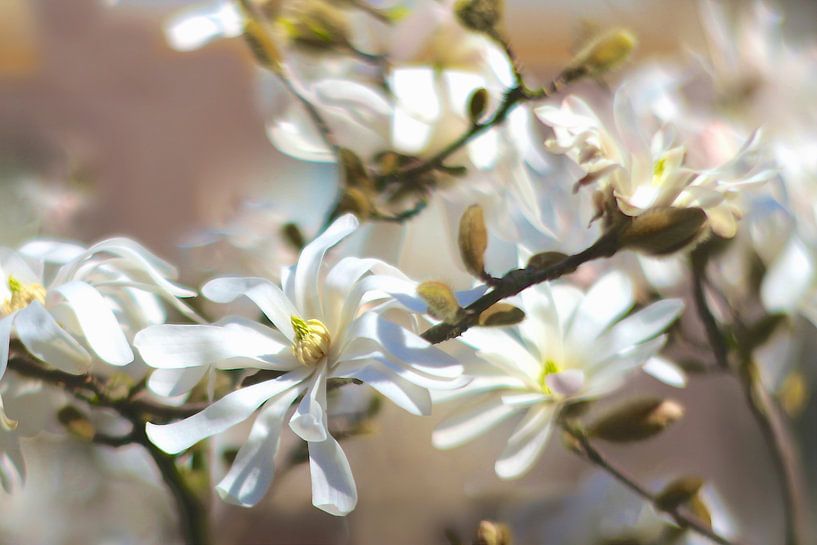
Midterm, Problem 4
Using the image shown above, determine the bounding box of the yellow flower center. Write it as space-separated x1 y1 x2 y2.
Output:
290 315 331 366
2 275 46 316
653 156 667 180
538 359 562 395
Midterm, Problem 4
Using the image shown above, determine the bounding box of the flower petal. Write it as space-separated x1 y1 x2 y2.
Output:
289 363 328 442
54 281 133 366
595 299 683 360
293 214 359 317
147 366 209 398
14 302 90 374
342 363 431 416
215 388 301 507
567 271 634 344
495 405 553 479
135 322 290 369
0 313 15 380
146 369 310 454
202 277 298 342
308 436 358 516
545 369 585 397
433 394 518 449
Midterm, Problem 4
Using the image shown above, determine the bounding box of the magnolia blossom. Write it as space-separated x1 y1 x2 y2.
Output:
135 214 464 514
431 271 684 479
536 95 772 238
0 238 196 384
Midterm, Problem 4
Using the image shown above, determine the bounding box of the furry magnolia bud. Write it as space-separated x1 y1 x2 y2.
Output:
475 521 512 545
455 0 503 35
278 0 351 51
478 303 525 326
417 281 463 323
468 88 489 124
588 398 684 443
458 204 488 279
655 476 705 512
562 28 636 82
619 207 707 255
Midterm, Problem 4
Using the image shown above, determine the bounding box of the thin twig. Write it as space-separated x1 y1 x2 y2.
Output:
690 251 800 545
562 425 741 545
421 229 621 344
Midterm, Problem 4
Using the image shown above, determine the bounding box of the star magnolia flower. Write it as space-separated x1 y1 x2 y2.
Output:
0 238 197 381
431 271 684 479
535 95 773 238
134 214 464 515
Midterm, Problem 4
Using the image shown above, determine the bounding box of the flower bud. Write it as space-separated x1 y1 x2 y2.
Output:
562 28 636 82
458 204 488 279
619 207 707 255
455 0 503 35
526 251 568 270
417 281 463 323
58 406 96 441
475 521 511 545
588 398 684 443
278 0 351 51
468 88 489 124
655 477 704 512
337 187 373 220
340 148 374 191
242 17 284 74
478 303 525 326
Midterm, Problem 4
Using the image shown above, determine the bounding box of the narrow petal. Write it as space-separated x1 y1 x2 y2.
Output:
135 323 290 369
761 236 814 314
308 436 358 516
202 278 298 341
545 370 585 397
344 363 431 416
595 299 683 360
642 356 687 388
15 302 90 374
294 214 359 317
216 389 301 507
289 364 328 442
146 369 310 454
54 281 133 366
495 405 554 479
0 313 15 380
147 366 209 398
433 395 518 449
567 271 634 344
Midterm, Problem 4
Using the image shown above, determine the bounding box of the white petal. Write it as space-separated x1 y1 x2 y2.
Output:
0 313 15 380
642 356 687 388
344 314 462 377
567 271 634 344
495 405 554 479
215 389 301 507
761 236 815 314
147 366 209 398
344 363 431 416
54 281 133 366
433 395 518 449
596 299 683 360
545 369 585 397
585 335 668 397
308 436 358 516
146 369 310 454
135 323 290 369
461 326 540 381
15 302 90 374
202 277 298 342
164 0 243 52
294 214 359 317
289 364 328 442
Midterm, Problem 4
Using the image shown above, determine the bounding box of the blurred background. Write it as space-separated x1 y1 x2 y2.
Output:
1 1 817 544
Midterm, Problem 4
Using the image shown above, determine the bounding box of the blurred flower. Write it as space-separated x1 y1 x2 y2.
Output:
431 271 684 479
0 238 197 381
135 214 463 514
536 95 773 238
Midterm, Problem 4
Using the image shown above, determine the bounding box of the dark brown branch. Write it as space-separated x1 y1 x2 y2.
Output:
421 229 620 344
562 424 741 545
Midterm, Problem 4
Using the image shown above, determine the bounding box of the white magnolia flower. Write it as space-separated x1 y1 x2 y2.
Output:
536 95 773 238
431 271 684 479
134 214 463 515
0 238 197 381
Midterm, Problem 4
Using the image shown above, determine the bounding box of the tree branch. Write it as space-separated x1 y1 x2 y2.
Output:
561 424 742 545
421 229 620 344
